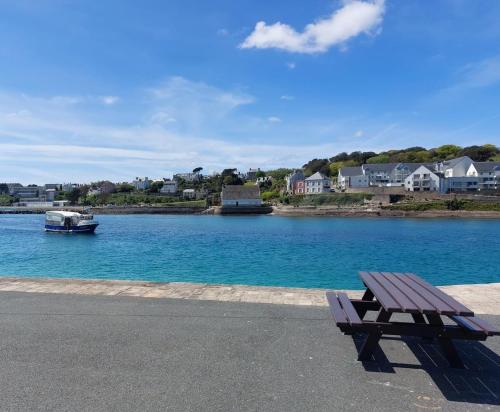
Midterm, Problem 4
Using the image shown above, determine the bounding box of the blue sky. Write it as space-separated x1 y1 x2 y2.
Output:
1 0 499 184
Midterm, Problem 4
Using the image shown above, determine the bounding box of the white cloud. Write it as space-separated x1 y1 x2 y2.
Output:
147 76 256 136
268 116 282 123
280 95 295 100
150 112 177 124
49 96 83 105
286 62 296 69
454 56 500 89
240 0 385 54
100 95 120 105
150 76 254 108
354 130 364 137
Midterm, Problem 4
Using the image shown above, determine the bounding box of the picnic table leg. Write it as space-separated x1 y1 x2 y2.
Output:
358 331 382 361
425 314 464 368
411 314 433 343
357 307 388 361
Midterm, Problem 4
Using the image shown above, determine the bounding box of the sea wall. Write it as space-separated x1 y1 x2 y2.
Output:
0 276 497 314
91 206 207 215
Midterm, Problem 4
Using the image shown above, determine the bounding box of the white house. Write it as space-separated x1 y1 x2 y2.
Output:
182 188 196 199
466 162 500 190
404 165 443 192
437 156 473 177
338 166 369 190
174 172 202 182
132 177 151 190
221 185 261 207
305 172 331 194
160 180 178 194
361 163 398 186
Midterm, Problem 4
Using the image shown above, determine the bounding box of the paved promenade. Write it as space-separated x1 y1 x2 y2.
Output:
0 291 498 411
0 276 498 314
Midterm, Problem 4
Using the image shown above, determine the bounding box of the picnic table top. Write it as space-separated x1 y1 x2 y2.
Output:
359 271 474 317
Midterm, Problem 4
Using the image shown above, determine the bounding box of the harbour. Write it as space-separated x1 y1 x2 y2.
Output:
1 214 499 290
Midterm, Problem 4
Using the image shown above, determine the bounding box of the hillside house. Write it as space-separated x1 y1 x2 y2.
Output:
404 165 443 192
437 156 473 177
338 166 369 190
305 172 331 194
466 162 500 190
160 180 178 194
285 170 305 194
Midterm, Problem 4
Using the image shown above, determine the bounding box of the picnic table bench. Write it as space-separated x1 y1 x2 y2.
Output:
327 271 500 368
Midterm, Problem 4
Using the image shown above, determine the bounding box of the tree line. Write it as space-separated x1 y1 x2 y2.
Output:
301 144 499 177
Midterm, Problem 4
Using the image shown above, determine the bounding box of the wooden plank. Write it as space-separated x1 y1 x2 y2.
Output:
377 272 421 313
394 273 462 316
359 272 401 312
337 293 362 326
380 272 436 314
451 316 486 334
326 292 348 326
404 273 473 316
452 316 500 336
467 317 500 336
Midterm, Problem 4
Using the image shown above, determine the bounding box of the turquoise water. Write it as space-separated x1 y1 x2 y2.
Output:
0 214 499 289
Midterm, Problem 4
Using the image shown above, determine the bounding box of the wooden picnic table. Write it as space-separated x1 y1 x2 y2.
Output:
327 271 499 368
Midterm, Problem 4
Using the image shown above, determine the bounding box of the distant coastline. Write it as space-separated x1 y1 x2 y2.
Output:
1 204 500 218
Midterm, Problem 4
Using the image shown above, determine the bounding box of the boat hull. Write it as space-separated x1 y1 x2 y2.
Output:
44 223 99 233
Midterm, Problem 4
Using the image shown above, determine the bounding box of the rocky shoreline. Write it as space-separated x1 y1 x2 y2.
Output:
271 206 500 218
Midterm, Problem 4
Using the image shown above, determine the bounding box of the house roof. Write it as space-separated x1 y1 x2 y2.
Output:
400 163 431 172
471 162 500 173
362 163 399 173
221 185 261 200
305 171 328 181
339 166 364 177
442 156 472 168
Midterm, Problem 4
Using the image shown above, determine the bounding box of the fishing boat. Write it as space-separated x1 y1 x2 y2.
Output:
44 211 99 233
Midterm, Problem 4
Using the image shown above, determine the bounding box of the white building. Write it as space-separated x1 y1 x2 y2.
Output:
174 172 202 182
466 162 500 190
61 183 81 192
132 177 151 190
338 167 369 190
183 189 196 199
160 180 178 194
221 185 261 207
404 165 443 192
437 156 473 177
304 172 331 194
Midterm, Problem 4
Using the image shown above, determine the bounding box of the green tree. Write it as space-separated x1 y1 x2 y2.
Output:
0 195 13 206
149 181 164 193
435 144 461 160
67 188 81 205
329 160 358 176
458 145 499 161
366 154 390 164
116 183 134 193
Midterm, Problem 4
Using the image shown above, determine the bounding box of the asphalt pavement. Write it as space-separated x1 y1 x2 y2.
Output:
0 291 498 411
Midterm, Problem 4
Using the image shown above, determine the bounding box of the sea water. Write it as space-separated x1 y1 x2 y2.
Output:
0 214 498 289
